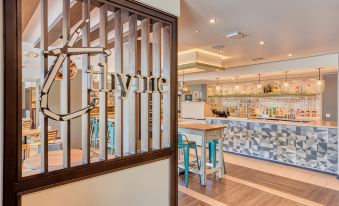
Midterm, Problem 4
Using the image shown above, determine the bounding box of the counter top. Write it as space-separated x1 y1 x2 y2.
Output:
178 122 225 131
205 116 337 128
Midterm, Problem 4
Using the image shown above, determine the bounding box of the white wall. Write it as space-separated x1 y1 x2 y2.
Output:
22 159 171 206
136 0 180 16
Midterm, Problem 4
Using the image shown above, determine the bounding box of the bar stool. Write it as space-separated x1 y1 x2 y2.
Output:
90 118 99 148
107 121 115 155
178 133 200 187
208 139 226 174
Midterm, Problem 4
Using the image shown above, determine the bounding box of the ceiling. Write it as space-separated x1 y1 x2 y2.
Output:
178 0 339 68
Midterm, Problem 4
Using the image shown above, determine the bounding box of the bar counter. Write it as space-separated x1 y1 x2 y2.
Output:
202 117 338 174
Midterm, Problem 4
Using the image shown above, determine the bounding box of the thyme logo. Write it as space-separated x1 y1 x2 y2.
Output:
40 20 168 121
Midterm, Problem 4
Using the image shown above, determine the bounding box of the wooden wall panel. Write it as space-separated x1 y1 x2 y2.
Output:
140 18 151 152
114 10 123 157
162 25 171 148
123 14 137 154
152 22 162 150
61 0 71 168
98 5 108 160
81 0 90 164
39 0 48 173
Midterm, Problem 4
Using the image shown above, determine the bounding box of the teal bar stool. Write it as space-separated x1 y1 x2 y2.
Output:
90 118 99 148
107 121 115 155
208 139 226 174
178 133 200 187
208 140 218 168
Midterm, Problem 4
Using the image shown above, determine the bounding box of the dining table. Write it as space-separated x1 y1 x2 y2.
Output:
178 122 226 185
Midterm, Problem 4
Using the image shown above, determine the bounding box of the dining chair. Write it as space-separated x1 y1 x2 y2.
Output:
27 129 60 155
22 144 30 160
178 133 200 187
22 118 32 130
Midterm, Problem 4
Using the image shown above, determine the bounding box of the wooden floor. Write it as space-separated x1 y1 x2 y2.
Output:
178 163 339 206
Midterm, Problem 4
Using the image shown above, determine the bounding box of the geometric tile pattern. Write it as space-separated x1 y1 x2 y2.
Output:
207 119 338 174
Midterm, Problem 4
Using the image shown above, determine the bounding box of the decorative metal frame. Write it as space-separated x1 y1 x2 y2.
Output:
39 20 111 121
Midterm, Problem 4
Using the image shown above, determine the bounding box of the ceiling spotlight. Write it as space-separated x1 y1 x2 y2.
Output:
288 53 292 57
219 50 225 53
259 41 265 45
179 24 183 28
195 30 200 33
209 18 216 24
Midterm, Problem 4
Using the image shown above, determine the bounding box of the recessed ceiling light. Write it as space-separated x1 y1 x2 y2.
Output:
226 32 246 39
195 30 200 33
211 44 225 50
288 53 292 57
209 18 216 24
252 57 264 61
259 41 264 45
219 50 225 53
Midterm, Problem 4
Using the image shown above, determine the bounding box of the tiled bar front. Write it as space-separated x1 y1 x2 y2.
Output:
207 118 338 174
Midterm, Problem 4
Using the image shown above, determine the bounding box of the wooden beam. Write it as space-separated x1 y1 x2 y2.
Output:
162 25 171 148
140 18 151 152
123 13 137 154
152 22 162 150
98 4 108 160
81 0 90 164
61 0 71 168
34 1 95 48
114 10 123 157
22 0 40 32
40 0 48 172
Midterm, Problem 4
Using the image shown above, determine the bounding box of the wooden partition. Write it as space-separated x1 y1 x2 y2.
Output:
3 0 178 205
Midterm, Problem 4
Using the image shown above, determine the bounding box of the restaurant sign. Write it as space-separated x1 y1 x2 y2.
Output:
39 20 168 121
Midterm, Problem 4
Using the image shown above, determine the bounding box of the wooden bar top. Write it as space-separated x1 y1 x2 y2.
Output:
178 122 225 131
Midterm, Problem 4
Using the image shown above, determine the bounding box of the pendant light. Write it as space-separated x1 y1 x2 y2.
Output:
317 68 322 85
257 74 262 88
235 76 239 89
178 70 191 94
284 71 289 87
56 60 78 80
215 78 221 90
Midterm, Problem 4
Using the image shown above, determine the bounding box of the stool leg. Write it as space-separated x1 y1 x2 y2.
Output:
194 146 200 170
208 142 212 162
183 146 189 187
194 146 201 183
209 141 216 168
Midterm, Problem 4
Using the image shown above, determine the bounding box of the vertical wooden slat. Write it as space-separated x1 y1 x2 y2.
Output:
40 0 48 172
61 0 71 168
162 25 171 148
140 18 150 152
99 4 108 160
81 0 90 164
123 13 137 154
337 55 339 178
114 10 123 157
152 22 162 150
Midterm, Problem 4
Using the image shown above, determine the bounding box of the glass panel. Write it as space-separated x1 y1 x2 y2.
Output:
20 0 172 177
